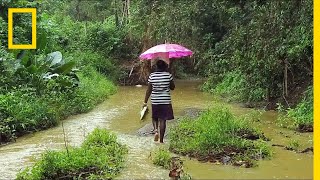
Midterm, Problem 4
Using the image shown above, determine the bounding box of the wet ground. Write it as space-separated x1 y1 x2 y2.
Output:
0 80 313 179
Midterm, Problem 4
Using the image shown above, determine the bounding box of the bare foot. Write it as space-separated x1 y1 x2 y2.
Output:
154 133 159 142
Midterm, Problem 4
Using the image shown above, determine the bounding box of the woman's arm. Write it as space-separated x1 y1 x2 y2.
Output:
170 80 175 90
144 83 152 104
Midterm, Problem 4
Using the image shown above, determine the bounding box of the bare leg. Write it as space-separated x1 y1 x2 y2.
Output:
159 119 167 143
152 118 159 132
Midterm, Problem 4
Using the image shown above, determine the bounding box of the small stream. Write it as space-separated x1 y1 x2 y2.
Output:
0 80 313 179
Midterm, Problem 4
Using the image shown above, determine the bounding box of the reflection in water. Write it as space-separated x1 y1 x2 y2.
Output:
0 80 313 179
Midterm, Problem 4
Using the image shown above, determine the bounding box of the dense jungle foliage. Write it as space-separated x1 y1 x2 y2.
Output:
0 0 119 143
0 0 314 143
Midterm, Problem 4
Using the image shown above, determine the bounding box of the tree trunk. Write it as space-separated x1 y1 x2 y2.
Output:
284 59 288 97
84 21 87 36
266 87 270 102
121 0 129 26
114 0 119 28
138 24 152 84
127 0 130 24
138 61 151 84
76 0 81 21
133 0 157 85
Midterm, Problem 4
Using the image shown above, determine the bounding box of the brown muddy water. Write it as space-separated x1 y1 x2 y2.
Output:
0 80 313 179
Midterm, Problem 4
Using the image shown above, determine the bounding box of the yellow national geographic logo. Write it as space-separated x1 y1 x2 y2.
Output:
8 8 37 49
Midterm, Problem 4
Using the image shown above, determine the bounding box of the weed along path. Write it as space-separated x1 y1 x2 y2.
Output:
0 80 313 179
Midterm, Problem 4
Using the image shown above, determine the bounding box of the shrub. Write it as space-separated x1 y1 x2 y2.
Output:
286 139 300 151
203 70 265 102
0 91 58 137
0 67 116 143
276 86 313 131
0 1 120 144
16 129 128 180
67 50 121 82
71 66 117 113
82 128 118 148
287 86 313 129
151 147 172 169
86 20 124 57
169 105 271 167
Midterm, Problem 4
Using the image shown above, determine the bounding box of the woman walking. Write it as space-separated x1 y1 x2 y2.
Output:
143 58 175 143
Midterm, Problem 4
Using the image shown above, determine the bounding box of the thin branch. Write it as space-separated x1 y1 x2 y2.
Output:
61 121 69 156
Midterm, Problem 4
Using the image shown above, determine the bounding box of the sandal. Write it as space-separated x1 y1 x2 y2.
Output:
150 129 157 134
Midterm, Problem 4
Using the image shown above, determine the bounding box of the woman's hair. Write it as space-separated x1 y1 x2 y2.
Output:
155 58 168 72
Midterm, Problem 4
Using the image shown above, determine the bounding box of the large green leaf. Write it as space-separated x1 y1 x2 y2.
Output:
37 30 48 52
16 50 26 60
26 65 37 74
53 61 76 75
46 51 63 67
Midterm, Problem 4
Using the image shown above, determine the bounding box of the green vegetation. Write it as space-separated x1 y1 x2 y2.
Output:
16 128 128 180
72 66 116 113
285 139 301 151
0 0 313 141
287 87 313 131
0 0 313 179
0 0 313 178
0 1 120 143
201 0 312 104
129 0 313 128
169 106 271 167
151 147 192 179
0 0 312 156
277 86 313 132
151 147 172 169
128 0 312 106
202 70 250 102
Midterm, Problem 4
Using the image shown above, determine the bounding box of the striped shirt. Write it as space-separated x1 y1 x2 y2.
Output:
148 72 173 105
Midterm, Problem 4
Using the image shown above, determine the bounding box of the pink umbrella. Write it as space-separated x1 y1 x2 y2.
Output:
139 43 193 60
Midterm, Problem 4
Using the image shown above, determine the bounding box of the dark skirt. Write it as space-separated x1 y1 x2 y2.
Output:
152 104 174 120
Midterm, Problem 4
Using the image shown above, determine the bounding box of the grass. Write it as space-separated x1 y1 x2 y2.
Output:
0 67 116 144
16 128 128 180
285 139 301 151
287 86 313 131
169 105 271 167
276 86 313 132
151 147 172 169
202 70 265 102
151 147 193 179
71 66 117 113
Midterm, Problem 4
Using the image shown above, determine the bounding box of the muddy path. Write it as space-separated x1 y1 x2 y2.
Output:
0 80 313 179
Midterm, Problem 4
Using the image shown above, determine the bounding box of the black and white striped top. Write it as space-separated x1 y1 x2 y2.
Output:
148 72 173 105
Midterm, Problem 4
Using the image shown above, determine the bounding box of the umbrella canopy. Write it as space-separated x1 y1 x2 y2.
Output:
139 43 193 60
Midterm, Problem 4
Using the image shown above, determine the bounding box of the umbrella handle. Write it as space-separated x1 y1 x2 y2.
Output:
168 59 174 73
